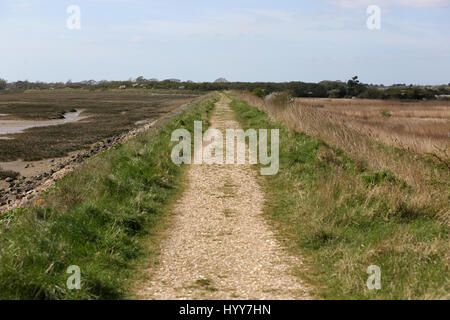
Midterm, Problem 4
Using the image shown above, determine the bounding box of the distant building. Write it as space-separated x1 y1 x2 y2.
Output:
214 78 229 83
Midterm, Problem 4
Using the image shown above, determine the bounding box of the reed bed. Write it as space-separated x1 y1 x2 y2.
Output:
236 92 449 224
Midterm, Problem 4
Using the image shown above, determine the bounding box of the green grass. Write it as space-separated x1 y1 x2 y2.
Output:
229 96 449 300
380 109 392 118
0 95 217 300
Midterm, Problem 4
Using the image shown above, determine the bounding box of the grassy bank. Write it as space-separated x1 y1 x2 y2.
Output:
229 96 449 300
0 95 216 299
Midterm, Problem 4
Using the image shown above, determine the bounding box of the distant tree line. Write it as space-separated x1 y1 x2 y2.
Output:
1 76 449 100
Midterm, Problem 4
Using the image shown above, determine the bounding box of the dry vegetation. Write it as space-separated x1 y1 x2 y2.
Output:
238 92 449 190
230 94 449 299
241 93 450 156
292 97 450 155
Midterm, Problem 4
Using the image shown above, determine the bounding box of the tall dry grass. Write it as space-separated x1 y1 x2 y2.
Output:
290 97 450 155
229 95 449 299
236 91 449 224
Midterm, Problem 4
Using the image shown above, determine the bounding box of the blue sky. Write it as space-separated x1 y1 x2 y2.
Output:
0 0 449 84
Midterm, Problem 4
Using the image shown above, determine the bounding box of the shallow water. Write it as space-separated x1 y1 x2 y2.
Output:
0 110 87 136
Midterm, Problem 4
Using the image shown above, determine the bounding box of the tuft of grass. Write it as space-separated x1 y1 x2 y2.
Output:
0 169 19 180
380 109 392 118
195 278 218 292
362 169 408 188
0 95 217 300
196 278 213 287
223 209 233 218
229 96 449 300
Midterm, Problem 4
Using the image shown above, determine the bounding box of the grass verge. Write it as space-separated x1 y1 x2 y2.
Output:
0 94 217 299
229 96 449 300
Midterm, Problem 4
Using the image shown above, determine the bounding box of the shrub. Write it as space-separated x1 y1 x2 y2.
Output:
358 87 385 99
380 109 392 118
0 169 19 180
252 88 266 98
0 78 7 90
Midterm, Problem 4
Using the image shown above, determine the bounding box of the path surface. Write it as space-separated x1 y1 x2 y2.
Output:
139 94 309 300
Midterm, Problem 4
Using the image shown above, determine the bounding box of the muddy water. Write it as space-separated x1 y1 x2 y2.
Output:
0 110 87 136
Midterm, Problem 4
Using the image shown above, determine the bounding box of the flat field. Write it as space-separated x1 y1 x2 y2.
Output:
0 90 195 162
293 97 450 155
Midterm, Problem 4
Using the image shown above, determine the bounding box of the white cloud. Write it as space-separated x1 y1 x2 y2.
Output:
327 0 450 8
140 10 348 38
142 12 263 37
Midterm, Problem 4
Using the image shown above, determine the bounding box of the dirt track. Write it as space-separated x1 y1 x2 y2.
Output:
138 94 309 300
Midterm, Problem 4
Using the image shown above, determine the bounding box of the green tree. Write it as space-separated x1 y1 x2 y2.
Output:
0 78 7 90
346 76 366 97
136 76 146 83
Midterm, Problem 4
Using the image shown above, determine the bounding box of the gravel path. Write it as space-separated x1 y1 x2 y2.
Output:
138 94 309 300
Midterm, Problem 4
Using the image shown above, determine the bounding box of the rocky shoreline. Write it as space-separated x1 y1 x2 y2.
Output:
0 119 158 214
0 94 206 215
